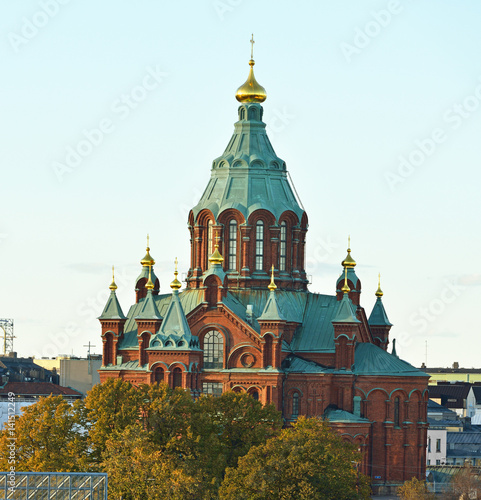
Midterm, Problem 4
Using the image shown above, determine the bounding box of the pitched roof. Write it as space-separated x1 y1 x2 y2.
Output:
354 343 429 377
0 382 82 397
429 383 472 401
324 407 371 424
135 290 162 320
332 293 361 324
472 386 481 405
368 297 392 326
99 290 126 320
258 290 285 321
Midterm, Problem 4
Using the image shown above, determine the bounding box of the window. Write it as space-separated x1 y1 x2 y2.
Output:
279 221 287 271
250 389 259 401
428 438 431 453
203 330 224 369
436 459 440 466
292 393 299 419
203 382 223 397
394 397 400 427
255 221 264 270
173 367 182 388
207 220 214 257
154 367 164 383
427 460 431 465
436 439 441 453
228 220 237 270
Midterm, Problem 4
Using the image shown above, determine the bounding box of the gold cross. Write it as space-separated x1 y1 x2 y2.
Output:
250 34 255 59
174 257 178 273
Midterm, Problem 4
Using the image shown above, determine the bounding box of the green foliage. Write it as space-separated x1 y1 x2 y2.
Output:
219 416 371 500
397 477 435 500
0 395 88 472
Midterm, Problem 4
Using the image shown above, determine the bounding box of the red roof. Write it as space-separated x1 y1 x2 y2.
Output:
0 382 82 397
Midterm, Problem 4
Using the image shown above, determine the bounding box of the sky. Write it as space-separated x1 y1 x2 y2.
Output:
1 0 480 368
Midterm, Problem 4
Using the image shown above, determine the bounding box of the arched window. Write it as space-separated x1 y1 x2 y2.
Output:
255 221 264 270
250 389 259 401
292 393 300 419
154 367 164 383
203 330 224 369
228 220 237 270
207 220 214 257
279 221 287 271
173 367 182 388
394 397 400 427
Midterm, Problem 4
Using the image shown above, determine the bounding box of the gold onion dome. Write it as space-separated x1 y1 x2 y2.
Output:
235 34 267 103
341 236 357 269
341 268 350 294
375 273 383 297
146 265 155 290
141 235 155 267
209 244 224 265
170 258 182 291
109 265 117 291
268 265 277 292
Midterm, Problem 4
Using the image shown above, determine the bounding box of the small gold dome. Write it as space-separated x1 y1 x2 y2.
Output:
235 59 267 103
341 268 350 294
375 273 383 297
170 257 182 291
109 265 117 291
268 265 277 292
146 265 154 290
209 244 224 266
141 247 155 267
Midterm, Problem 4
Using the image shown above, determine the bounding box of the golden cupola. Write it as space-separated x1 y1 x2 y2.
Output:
235 34 267 103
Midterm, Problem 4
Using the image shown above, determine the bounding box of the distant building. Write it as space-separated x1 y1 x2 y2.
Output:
424 362 481 384
0 353 57 385
428 382 480 417
467 386 481 423
35 355 102 395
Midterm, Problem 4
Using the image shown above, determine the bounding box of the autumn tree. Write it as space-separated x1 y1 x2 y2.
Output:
449 462 481 500
397 477 435 500
219 416 370 500
0 395 88 472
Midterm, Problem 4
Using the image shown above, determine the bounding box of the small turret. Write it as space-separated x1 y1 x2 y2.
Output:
336 237 361 305
368 274 392 351
135 235 160 302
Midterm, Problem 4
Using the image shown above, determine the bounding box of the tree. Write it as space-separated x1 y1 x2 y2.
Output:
219 416 370 500
397 477 435 500
450 462 481 500
0 395 88 472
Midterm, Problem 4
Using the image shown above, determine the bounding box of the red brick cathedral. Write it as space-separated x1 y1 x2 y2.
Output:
99 46 428 492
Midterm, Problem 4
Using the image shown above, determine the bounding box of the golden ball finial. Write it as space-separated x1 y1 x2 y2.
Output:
209 244 224 266
341 267 350 294
235 34 267 103
146 265 154 290
341 236 356 269
268 265 277 292
170 257 182 291
375 273 383 297
109 265 117 291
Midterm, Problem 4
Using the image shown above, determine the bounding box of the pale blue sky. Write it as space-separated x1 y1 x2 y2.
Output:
1 0 480 367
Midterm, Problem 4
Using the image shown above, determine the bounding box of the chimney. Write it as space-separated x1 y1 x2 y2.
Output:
453 362 459 370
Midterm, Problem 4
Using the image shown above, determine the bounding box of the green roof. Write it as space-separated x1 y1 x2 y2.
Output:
99 291 126 320
191 103 304 222
258 290 285 322
331 293 361 324
368 297 392 326
324 407 371 424
354 343 429 377
135 289 162 320
135 265 158 289
282 355 330 374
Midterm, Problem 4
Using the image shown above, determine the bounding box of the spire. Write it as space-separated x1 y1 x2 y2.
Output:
145 265 154 290
209 244 224 266
170 257 182 291
341 267 350 294
99 268 126 320
375 273 383 297
235 34 267 103
341 236 357 269
109 265 117 291
141 234 155 267
268 265 277 291
332 267 360 324
391 338 398 357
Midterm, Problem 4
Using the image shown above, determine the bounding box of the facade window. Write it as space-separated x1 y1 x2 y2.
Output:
292 393 299 419
436 439 441 453
255 221 264 270
250 389 259 401
154 367 164 383
436 459 440 466
279 221 287 271
203 330 224 369
228 220 237 270
172 367 182 388
394 397 400 427
203 382 223 397
427 459 431 465
207 220 214 257
428 437 431 453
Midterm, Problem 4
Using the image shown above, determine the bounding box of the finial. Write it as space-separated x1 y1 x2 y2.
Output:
141 235 155 267
375 273 384 297
209 244 224 266
235 35 267 103
146 264 154 290
170 257 182 291
341 235 357 269
268 265 277 292
341 267 350 294
109 265 117 291
391 338 398 357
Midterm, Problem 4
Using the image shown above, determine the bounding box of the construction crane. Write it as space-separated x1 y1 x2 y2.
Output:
0 319 14 355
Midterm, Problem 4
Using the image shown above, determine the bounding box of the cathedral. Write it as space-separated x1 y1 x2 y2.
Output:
98 42 429 492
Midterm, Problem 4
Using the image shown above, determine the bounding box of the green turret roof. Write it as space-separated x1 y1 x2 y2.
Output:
368 297 392 326
135 289 162 320
192 103 304 222
258 290 285 321
336 267 360 290
332 293 360 324
135 265 158 289
99 290 126 320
